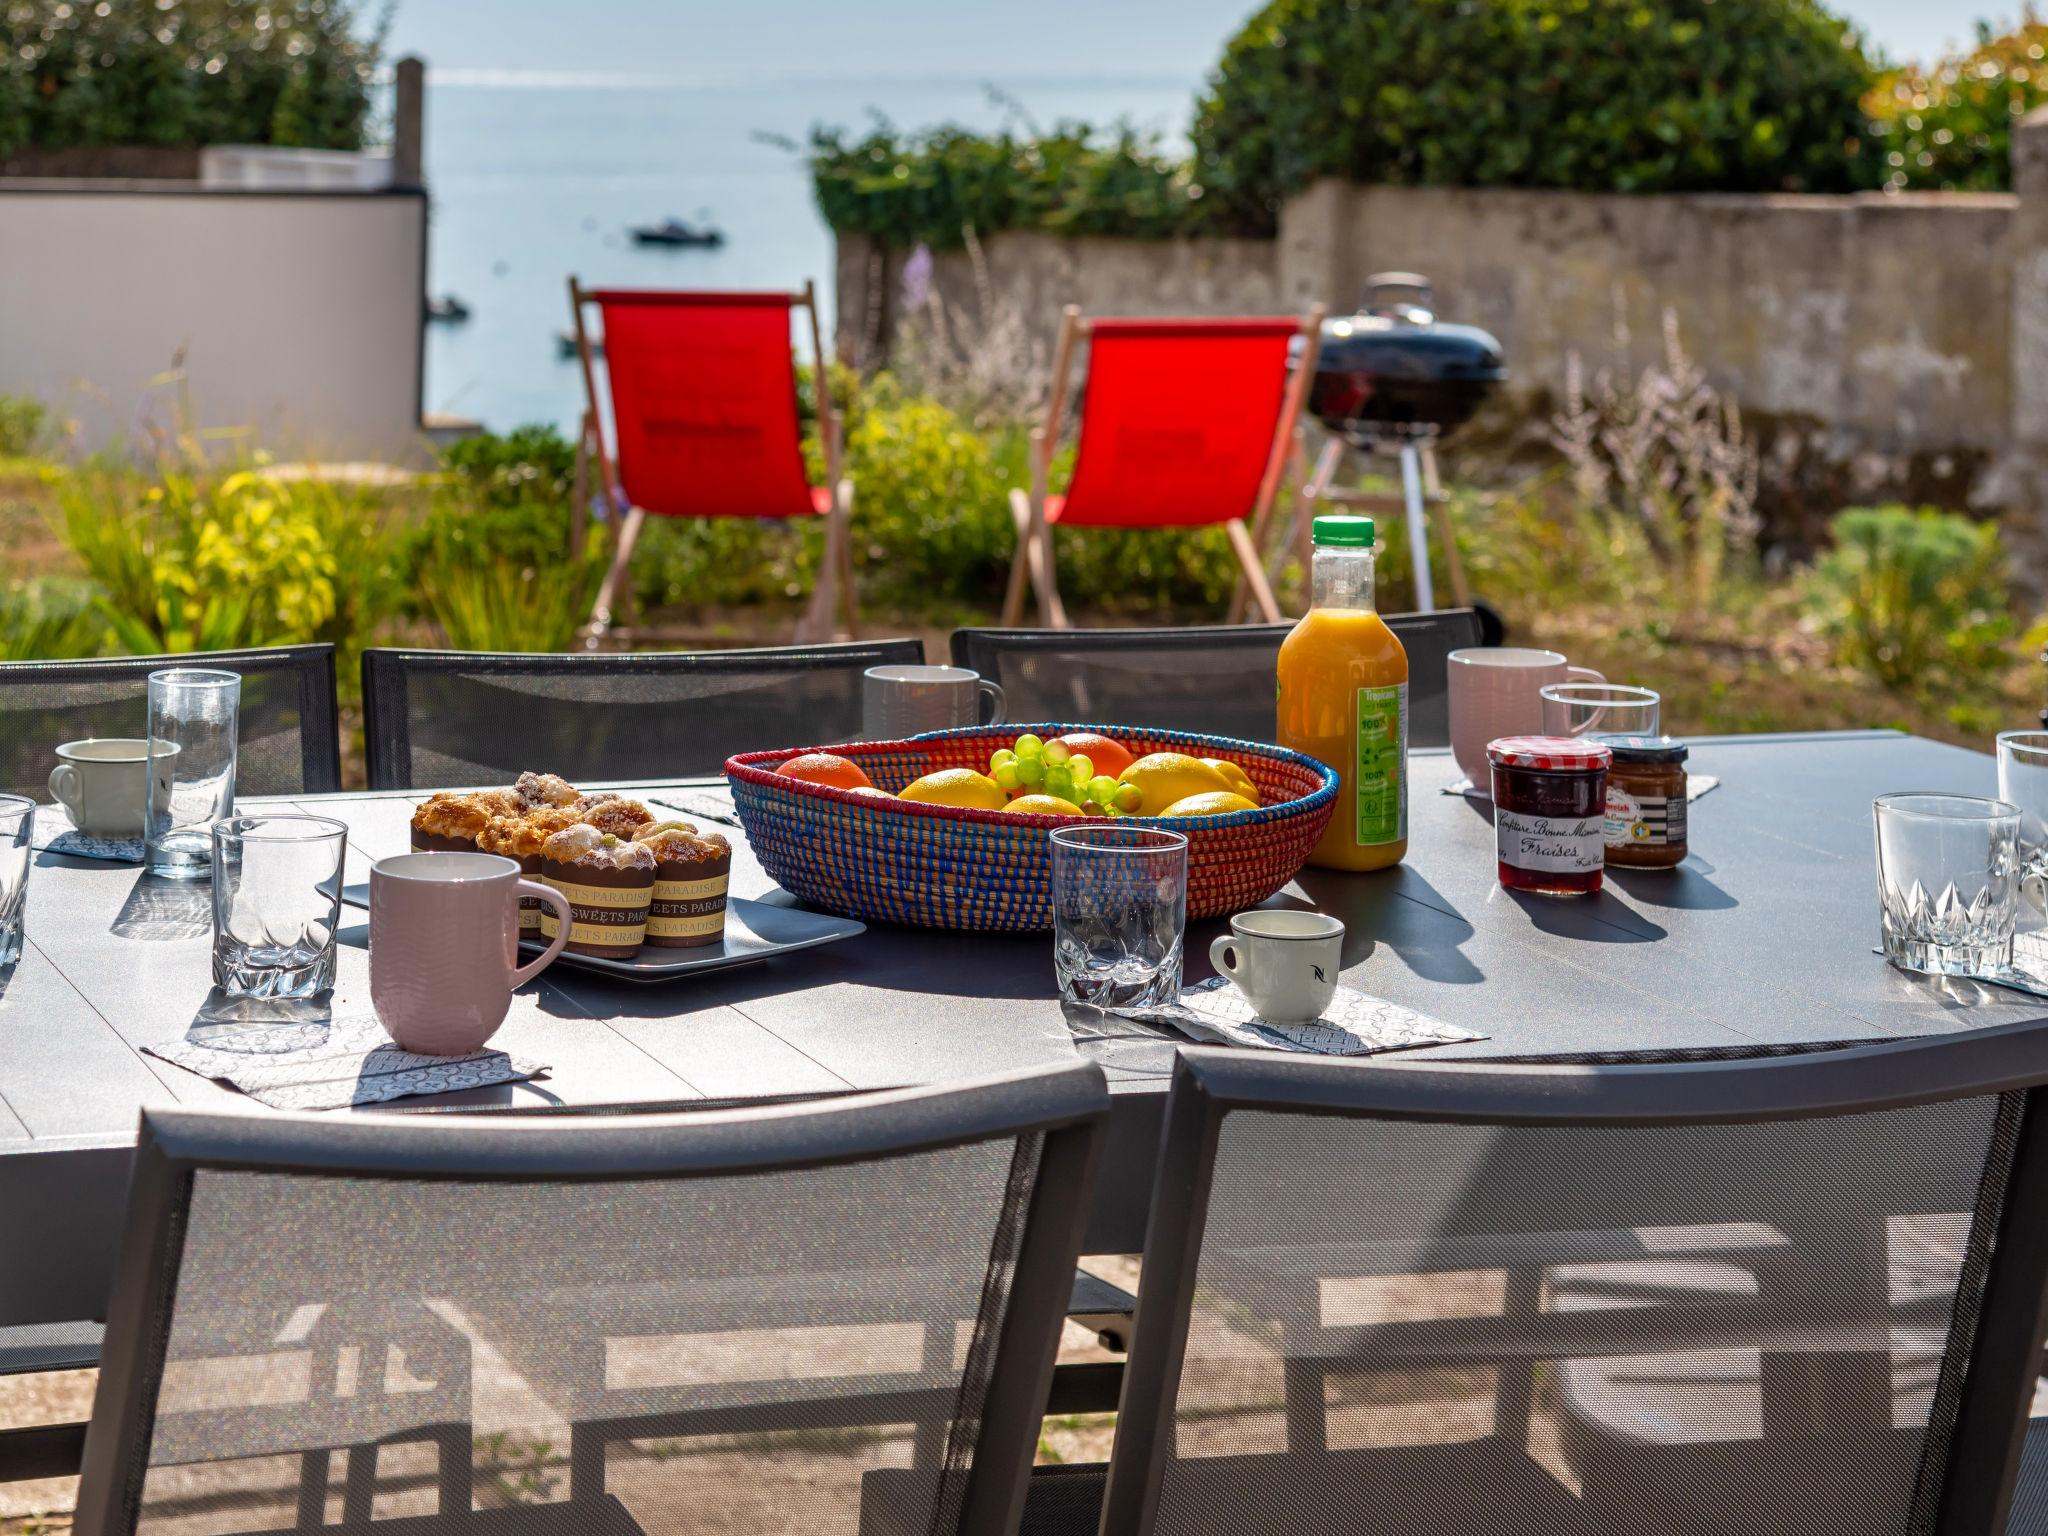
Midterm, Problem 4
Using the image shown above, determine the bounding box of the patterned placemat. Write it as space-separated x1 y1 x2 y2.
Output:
30 804 144 864
1444 772 1720 802
1100 975 1484 1057
145 1014 549 1110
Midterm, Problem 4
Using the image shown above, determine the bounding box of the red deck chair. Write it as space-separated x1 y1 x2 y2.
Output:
567 278 855 643
1003 305 1324 629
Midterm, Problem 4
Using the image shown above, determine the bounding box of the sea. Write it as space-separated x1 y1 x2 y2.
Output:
419 76 1199 435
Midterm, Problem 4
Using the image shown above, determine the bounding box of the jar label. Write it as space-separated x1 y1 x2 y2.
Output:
1604 785 1685 848
1355 682 1408 847
1496 809 1605 874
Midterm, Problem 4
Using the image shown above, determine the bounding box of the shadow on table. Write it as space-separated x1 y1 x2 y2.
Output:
185 986 335 1051
1295 866 1486 986
1498 885 1668 945
1608 864 1738 912
112 872 211 941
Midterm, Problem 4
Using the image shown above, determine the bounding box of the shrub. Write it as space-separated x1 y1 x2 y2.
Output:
1801 506 2013 690
0 579 103 663
0 395 49 459
0 0 387 155
1548 312 1761 624
53 461 405 691
805 119 1213 250
1193 0 1876 232
1861 18 2048 191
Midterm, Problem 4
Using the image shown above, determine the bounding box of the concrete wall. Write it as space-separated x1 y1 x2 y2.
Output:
0 186 425 461
1277 179 2016 457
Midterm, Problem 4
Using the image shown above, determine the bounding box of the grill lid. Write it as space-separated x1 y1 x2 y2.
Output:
1306 272 1508 442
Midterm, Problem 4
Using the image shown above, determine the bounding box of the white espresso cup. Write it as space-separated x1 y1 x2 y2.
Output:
48 737 177 838
864 664 1006 739
1447 649 1604 791
1209 910 1346 1024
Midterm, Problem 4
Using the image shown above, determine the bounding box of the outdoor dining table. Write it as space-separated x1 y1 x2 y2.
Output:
3 728 2043 1344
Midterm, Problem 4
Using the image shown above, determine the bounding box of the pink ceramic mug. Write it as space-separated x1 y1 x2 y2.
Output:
1447 648 1605 790
369 852 571 1055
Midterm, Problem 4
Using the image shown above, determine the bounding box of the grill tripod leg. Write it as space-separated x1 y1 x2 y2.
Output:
1399 440 1435 612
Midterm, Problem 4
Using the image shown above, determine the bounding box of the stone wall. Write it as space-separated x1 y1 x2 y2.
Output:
836 107 2048 564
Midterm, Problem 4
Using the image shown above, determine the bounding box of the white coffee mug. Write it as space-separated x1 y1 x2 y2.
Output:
1209 910 1346 1024
1447 649 1604 791
864 664 1006 739
48 737 178 838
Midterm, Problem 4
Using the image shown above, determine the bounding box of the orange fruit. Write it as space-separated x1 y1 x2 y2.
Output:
776 752 874 791
1056 731 1135 779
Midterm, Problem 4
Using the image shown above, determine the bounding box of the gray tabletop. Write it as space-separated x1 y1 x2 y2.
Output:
3 730 2040 1327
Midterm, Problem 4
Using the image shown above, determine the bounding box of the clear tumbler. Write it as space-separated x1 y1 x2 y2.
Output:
1050 824 1188 1008
211 814 348 998
1873 792 2019 976
145 668 240 879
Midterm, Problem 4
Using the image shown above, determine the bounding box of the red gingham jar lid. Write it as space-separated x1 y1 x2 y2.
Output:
1486 735 1613 771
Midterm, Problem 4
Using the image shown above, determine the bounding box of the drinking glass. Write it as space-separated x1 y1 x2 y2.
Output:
1873 793 2020 976
211 814 348 998
0 795 32 968
1050 825 1188 1008
1996 731 2048 917
146 668 240 879
1540 682 1661 739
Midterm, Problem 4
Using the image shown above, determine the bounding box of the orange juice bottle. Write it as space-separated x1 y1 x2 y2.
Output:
1278 515 1408 870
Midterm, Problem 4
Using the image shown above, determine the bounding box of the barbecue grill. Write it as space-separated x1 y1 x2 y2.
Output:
1296 273 1506 614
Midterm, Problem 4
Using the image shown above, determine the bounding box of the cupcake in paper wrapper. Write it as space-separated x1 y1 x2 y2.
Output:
410 789 522 853
477 807 581 936
634 821 732 948
539 824 657 959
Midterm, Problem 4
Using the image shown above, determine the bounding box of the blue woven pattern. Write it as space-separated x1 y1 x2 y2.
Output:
728 723 1338 932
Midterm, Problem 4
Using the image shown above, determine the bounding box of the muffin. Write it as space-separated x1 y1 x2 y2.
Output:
539 823 657 960
516 771 581 810
580 796 655 840
477 806 581 937
634 820 733 949
410 789 519 853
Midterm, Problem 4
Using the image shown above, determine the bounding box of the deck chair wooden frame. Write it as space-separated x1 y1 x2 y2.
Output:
1002 304 1324 630
567 277 856 647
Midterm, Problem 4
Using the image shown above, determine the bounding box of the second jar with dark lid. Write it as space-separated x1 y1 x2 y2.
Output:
1487 736 1611 897
1596 735 1690 868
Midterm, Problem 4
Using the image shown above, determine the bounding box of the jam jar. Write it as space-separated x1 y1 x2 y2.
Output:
1596 735 1689 868
1487 736 1612 896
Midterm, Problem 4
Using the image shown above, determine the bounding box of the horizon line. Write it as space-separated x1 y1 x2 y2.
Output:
416 65 1204 93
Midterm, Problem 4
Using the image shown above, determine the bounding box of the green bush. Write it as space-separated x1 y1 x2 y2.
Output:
1192 0 1876 232
0 395 48 459
0 0 386 155
0 578 103 663
53 461 405 693
806 120 1213 250
1862 20 2048 191
1801 506 2013 691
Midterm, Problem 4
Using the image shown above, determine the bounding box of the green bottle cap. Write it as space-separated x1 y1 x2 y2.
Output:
1312 515 1375 548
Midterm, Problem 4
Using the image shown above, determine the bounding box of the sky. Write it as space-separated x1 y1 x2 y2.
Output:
382 1 2014 89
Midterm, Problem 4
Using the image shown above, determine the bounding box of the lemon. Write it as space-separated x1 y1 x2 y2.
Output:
1003 793 1085 816
1160 790 1261 818
1201 758 1261 806
898 769 1008 810
1118 753 1233 816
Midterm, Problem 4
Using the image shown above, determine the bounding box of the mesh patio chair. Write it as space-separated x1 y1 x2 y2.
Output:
951 610 1484 749
1002 308 1325 630
360 639 922 789
74 1061 1108 1536
0 645 341 800
568 280 856 644
889 1026 2048 1536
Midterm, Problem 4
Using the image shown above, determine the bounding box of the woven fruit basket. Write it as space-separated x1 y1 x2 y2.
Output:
726 723 1338 932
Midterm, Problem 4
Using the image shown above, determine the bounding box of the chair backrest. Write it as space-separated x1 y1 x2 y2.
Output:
1099 1032 2048 1536
583 287 820 520
1055 318 1308 529
952 610 1483 748
0 645 341 799
361 639 924 789
76 1062 1107 1536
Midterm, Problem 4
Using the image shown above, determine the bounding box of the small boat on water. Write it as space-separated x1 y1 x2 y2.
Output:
425 294 472 323
630 216 725 248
